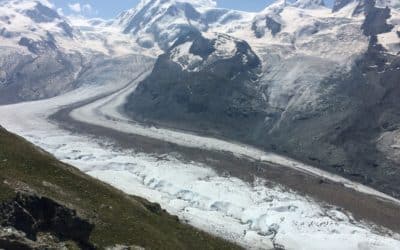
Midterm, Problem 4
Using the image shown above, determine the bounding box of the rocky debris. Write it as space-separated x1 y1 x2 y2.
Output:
0 227 73 250
0 227 43 250
143 201 164 215
0 193 95 249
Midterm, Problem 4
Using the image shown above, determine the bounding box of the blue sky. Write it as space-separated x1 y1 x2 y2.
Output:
54 0 334 19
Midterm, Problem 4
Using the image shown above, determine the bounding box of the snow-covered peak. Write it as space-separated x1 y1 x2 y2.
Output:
292 0 326 9
0 0 58 20
0 0 150 57
117 0 215 28
168 31 259 72
115 0 217 50
0 0 76 54
136 0 217 9
119 0 204 30
260 0 287 15
0 0 54 9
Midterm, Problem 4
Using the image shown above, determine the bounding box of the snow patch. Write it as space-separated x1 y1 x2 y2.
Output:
170 41 203 71
377 8 400 55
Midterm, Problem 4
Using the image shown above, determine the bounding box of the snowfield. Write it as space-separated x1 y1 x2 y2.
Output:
1 72 400 250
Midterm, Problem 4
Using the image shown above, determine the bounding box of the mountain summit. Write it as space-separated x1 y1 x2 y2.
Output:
292 0 326 8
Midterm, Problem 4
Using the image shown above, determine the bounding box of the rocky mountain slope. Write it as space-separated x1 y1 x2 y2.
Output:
126 31 267 139
0 126 240 249
123 0 400 198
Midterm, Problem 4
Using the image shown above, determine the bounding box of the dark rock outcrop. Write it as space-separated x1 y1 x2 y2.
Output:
57 21 74 38
0 193 95 249
265 17 282 36
18 35 57 54
25 2 60 23
362 0 394 36
0 227 65 250
125 31 267 141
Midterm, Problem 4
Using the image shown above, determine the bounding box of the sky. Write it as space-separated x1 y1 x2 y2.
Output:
54 0 334 19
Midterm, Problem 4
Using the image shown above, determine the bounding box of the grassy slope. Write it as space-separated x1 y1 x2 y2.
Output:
0 127 241 249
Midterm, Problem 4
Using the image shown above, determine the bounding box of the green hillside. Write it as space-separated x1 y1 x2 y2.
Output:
0 126 241 250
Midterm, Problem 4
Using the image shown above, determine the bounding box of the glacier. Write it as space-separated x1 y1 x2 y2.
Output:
0 64 399 249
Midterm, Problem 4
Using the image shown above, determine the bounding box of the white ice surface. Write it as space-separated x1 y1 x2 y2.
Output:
0 71 400 249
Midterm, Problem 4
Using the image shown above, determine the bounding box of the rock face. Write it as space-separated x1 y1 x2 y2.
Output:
125 31 267 139
0 226 74 249
25 2 60 23
265 17 282 36
362 0 394 36
0 193 95 249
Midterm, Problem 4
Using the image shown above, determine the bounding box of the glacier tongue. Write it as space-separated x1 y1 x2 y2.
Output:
0 73 400 250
